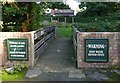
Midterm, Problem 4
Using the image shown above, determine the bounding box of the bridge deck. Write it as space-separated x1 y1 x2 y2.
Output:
35 38 76 72
25 38 87 81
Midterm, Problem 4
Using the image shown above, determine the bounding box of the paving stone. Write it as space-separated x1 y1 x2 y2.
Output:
87 72 109 81
100 70 108 73
69 69 86 79
25 68 42 78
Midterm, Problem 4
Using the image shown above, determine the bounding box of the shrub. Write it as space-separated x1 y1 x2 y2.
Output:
75 17 120 32
4 63 28 75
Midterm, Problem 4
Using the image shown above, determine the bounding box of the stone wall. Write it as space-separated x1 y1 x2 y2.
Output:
77 32 120 68
0 32 32 67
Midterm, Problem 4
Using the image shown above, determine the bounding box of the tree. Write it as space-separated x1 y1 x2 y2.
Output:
78 2 120 17
2 2 70 32
0 0 19 32
2 2 30 31
46 2 69 9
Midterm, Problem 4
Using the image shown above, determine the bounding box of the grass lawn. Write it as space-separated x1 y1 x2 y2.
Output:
57 26 72 38
2 68 27 81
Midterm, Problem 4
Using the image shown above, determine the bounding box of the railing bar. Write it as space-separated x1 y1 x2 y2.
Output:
34 38 45 51
44 32 55 41
34 34 55 58
34 30 45 40
34 27 55 59
34 32 55 54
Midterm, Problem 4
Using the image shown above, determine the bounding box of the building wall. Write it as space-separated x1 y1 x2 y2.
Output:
0 32 32 67
77 32 120 68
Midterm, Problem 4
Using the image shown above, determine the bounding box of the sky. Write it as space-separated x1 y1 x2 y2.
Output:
63 0 81 15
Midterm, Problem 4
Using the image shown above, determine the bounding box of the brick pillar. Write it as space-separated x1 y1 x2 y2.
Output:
118 33 120 64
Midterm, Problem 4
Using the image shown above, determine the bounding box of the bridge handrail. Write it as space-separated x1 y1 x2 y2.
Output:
72 25 80 55
33 26 55 63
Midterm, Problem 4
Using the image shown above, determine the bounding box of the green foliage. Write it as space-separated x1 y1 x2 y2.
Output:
4 63 28 75
3 6 17 13
75 15 120 32
2 68 27 81
76 21 120 32
2 2 119 32
3 4 28 14
2 3 30 32
2 2 70 32
109 65 120 70
2 2 48 31
78 2 119 17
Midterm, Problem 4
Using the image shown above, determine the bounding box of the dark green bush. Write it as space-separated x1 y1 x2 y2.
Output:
75 16 120 32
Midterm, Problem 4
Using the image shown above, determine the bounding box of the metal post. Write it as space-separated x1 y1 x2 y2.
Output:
51 17 53 22
65 17 66 23
57 16 59 22
55 26 58 38
72 17 74 24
